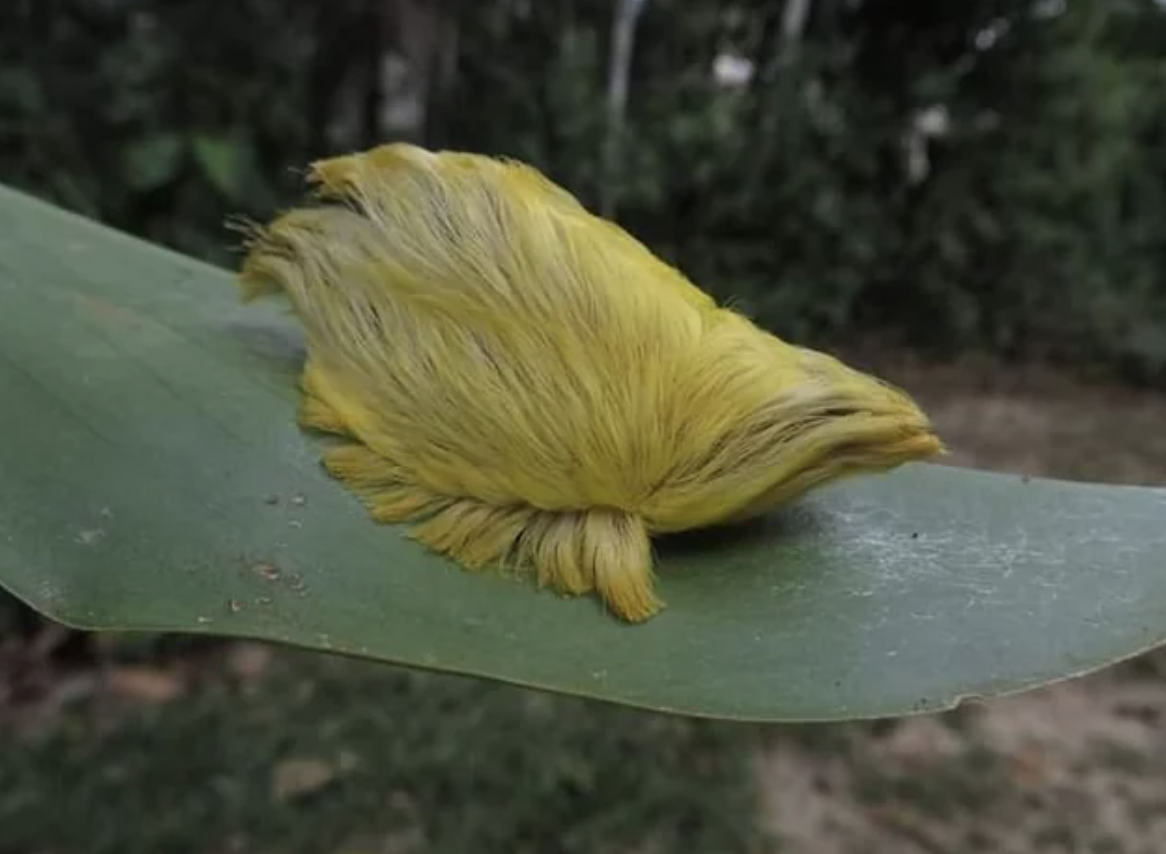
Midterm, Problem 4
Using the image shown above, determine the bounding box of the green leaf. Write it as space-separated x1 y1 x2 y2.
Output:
1 183 1165 722
122 133 185 193
191 133 260 204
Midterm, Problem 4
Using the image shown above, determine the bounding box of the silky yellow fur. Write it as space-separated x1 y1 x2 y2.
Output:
236 143 942 622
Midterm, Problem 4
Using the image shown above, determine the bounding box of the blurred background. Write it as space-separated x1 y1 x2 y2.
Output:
2 1 1166 852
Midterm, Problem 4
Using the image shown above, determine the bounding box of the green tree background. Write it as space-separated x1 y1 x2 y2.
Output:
4 0 1164 378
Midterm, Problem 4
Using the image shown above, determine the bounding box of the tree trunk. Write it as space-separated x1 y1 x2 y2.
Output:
383 0 460 146
601 0 647 219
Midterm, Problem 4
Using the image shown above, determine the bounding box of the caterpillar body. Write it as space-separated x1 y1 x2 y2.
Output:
237 143 942 622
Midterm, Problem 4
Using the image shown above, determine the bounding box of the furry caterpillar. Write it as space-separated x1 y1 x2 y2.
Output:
237 143 942 622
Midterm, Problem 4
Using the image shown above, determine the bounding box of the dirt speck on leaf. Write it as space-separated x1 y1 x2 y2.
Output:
253 562 281 581
75 529 105 546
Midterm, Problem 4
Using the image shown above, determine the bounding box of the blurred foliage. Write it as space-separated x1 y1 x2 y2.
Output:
0 650 758 854
0 0 316 263
1 0 1165 370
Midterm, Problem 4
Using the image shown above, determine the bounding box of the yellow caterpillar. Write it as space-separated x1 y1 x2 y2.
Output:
237 143 942 622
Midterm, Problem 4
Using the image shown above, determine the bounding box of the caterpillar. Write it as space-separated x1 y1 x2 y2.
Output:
236 143 942 623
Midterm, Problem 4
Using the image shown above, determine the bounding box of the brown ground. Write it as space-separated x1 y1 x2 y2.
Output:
755 354 1166 854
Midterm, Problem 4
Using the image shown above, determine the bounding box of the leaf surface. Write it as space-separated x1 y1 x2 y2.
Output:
1 184 1164 721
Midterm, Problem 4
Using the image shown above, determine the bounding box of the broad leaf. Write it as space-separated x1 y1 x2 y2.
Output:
1 184 1164 721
